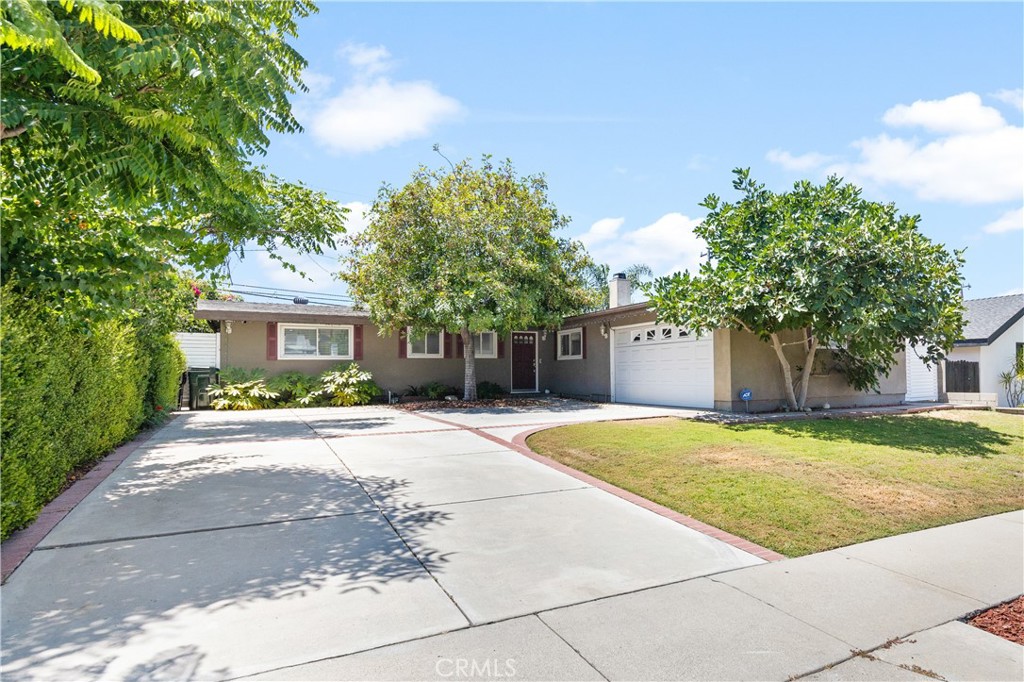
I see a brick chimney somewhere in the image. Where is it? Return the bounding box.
[609,272,631,308]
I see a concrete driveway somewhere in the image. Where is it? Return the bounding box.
[1,401,762,680]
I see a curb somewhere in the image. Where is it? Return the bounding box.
[1,415,178,584]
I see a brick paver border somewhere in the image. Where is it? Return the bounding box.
[1,416,177,583]
[411,412,787,562]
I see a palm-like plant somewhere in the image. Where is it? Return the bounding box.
[584,262,654,310]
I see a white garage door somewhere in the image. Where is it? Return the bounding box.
[905,341,938,402]
[613,324,714,408]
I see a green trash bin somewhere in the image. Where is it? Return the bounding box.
[187,367,220,410]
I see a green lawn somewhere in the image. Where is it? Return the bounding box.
[528,410,1024,557]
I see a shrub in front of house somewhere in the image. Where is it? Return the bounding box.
[421,381,459,400]
[301,363,381,407]
[476,381,507,400]
[208,364,382,409]
[208,379,280,410]
[265,371,322,407]
[0,290,185,539]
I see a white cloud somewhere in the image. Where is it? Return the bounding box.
[882,92,1006,134]
[991,88,1024,112]
[337,43,393,77]
[578,217,625,248]
[301,70,334,96]
[302,43,463,154]
[767,92,1023,205]
[841,124,1023,203]
[765,149,836,172]
[580,213,705,278]
[342,201,372,235]
[982,206,1024,234]
[309,80,463,153]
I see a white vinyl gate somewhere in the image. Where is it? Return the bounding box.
[905,341,938,402]
[612,323,714,408]
[175,332,221,369]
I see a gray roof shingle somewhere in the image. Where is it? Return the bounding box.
[195,299,370,323]
[956,294,1024,346]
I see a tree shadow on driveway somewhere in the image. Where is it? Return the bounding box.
[1,466,458,681]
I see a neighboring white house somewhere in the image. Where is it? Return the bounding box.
[946,294,1024,407]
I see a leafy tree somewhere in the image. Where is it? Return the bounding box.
[584,262,653,310]
[341,157,600,400]
[1,0,345,274]
[173,272,241,333]
[644,169,965,410]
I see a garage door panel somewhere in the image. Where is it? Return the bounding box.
[613,325,714,408]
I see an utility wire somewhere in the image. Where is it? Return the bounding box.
[229,283,353,301]
[224,289,349,306]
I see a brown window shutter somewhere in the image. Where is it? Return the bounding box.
[266,322,278,361]
[497,337,505,359]
[443,332,453,359]
[399,328,407,358]
[456,333,464,358]
[354,324,363,361]
[582,326,587,359]
[554,331,560,360]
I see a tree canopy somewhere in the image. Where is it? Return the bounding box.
[644,169,965,410]
[1,0,345,281]
[341,156,599,400]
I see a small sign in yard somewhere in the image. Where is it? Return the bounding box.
[739,388,752,413]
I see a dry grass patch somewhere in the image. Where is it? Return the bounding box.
[528,410,1023,556]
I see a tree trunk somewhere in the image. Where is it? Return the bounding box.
[797,333,819,410]
[770,332,799,410]
[461,327,477,401]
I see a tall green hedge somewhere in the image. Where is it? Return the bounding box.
[0,289,185,539]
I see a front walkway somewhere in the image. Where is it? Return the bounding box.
[2,402,1020,681]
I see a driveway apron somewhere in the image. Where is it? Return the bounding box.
[1,404,760,680]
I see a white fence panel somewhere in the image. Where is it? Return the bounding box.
[175,332,221,369]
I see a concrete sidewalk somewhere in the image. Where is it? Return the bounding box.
[2,404,1020,681]
[251,511,1023,681]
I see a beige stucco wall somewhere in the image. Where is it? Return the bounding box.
[214,313,909,411]
[551,309,660,400]
[218,321,541,397]
[719,329,908,411]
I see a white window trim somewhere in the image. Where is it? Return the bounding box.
[407,328,444,359]
[557,327,584,360]
[472,331,498,359]
[279,323,354,361]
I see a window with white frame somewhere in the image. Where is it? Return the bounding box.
[473,331,497,358]
[281,324,353,360]
[557,328,583,360]
[408,329,443,358]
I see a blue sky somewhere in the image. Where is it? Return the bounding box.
[228,2,1024,304]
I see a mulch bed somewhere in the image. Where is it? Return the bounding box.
[394,397,554,411]
[968,595,1024,645]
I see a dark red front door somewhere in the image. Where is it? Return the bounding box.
[511,332,537,392]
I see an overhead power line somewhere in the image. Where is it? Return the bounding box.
[229,283,353,301]
[224,289,350,306]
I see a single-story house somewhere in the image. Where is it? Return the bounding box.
[194,275,911,412]
[945,294,1024,407]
